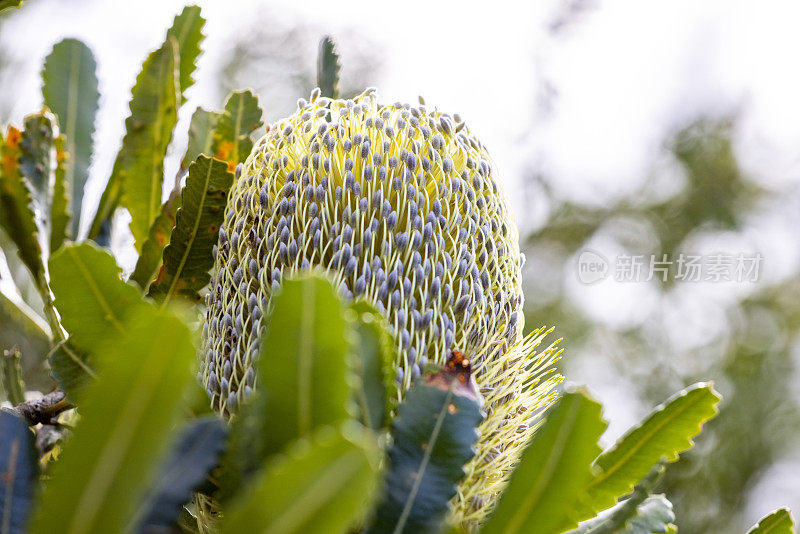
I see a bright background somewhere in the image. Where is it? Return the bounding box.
[2,1,799,530]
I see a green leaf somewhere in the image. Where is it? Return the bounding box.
[220,424,380,534]
[0,0,22,13]
[29,306,196,534]
[350,301,393,430]
[89,5,203,244]
[148,156,233,303]
[129,186,181,291]
[218,274,352,499]
[747,508,795,534]
[569,496,675,534]
[49,242,149,354]
[566,464,673,534]
[122,37,180,251]
[317,36,341,99]
[181,107,220,171]
[367,364,483,534]
[47,342,94,402]
[0,412,39,534]
[1,347,26,406]
[0,290,50,383]
[165,5,205,99]
[134,416,227,532]
[481,390,607,534]
[42,38,99,236]
[49,135,70,253]
[0,127,45,287]
[579,383,721,518]
[214,90,263,170]
[19,111,56,206]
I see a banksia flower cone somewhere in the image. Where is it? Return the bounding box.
[202,88,561,523]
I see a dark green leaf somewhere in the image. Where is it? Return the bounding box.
[214,90,262,169]
[350,301,393,429]
[220,424,380,534]
[1,348,26,406]
[29,307,196,534]
[47,342,94,403]
[129,186,181,291]
[49,242,149,354]
[49,135,70,253]
[747,508,795,534]
[0,127,45,287]
[165,5,205,99]
[578,383,721,519]
[0,412,38,534]
[481,390,607,534]
[18,111,56,206]
[367,365,482,534]
[134,416,227,532]
[218,274,352,499]
[181,107,219,171]
[148,156,233,303]
[42,38,99,236]
[317,36,341,99]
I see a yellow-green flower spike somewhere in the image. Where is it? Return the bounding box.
[201,88,562,524]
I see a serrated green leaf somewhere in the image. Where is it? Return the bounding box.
[181,107,220,171]
[134,416,227,532]
[0,127,45,288]
[569,495,675,534]
[50,135,70,253]
[19,111,56,206]
[317,36,341,99]
[29,307,196,534]
[0,411,39,534]
[48,243,148,399]
[566,464,672,534]
[42,38,99,236]
[122,37,180,251]
[148,156,233,303]
[220,424,380,534]
[578,383,721,519]
[218,274,352,499]
[481,390,607,534]
[129,186,181,291]
[214,90,262,170]
[88,6,203,243]
[747,508,795,534]
[350,301,393,430]
[367,366,483,534]
[49,242,149,354]
[165,5,205,99]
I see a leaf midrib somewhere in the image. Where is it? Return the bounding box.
[161,159,213,306]
[587,389,712,494]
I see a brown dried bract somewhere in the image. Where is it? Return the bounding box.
[425,349,483,405]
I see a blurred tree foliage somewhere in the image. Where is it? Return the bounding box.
[523,119,800,532]
[218,7,383,123]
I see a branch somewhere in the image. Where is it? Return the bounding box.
[2,390,73,425]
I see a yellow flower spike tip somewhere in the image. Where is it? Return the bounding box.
[201,88,562,524]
